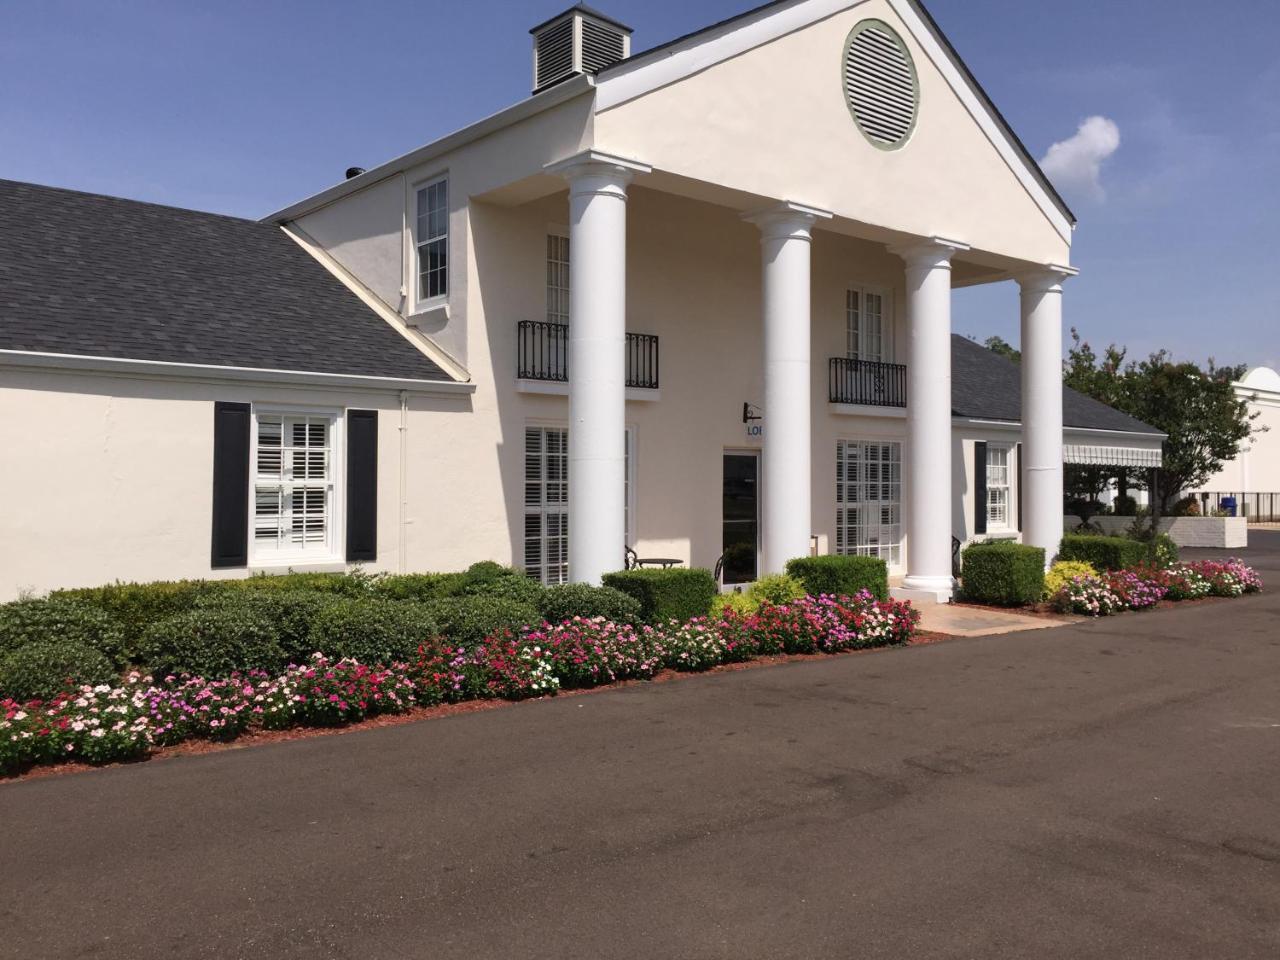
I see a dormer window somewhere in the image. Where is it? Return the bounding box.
[416,177,448,302]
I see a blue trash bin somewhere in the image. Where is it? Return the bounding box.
[1221,496,1237,517]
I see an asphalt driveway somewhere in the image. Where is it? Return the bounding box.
[3,534,1279,959]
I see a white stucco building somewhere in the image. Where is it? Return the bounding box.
[1193,366,1280,521]
[0,0,1164,602]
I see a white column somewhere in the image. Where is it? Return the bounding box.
[743,202,832,575]
[891,237,968,598]
[546,150,651,584]
[1019,265,1075,566]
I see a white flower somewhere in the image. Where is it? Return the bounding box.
[90,728,105,738]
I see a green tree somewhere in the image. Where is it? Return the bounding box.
[1062,329,1258,511]
[982,335,1021,364]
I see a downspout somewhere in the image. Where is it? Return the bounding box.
[399,389,409,574]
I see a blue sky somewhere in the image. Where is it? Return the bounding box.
[2,0,1276,370]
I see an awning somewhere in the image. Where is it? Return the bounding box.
[1063,444,1162,468]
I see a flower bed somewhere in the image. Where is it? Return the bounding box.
[1,592,917,775]
[1051,559,1261,617]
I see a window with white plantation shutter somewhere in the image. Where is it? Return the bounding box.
[986,444,1012,531]
[252,413,340,564]
[525,427,570,585]
[842,20,919,149]
[523,425,635,584]
[846,285,889,362]
[836,440,902,566]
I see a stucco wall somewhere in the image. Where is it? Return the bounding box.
[293,93,595,369]
[0,369,480,600]
[1194,395,1280,495]
[1064,516,1248,550]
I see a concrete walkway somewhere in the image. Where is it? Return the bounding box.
[915,600,1076,636]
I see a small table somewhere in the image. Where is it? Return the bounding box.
[634,557,682,569]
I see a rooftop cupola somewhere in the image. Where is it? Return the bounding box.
[530,5,632,93]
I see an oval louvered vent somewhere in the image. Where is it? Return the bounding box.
[843,20,918,149]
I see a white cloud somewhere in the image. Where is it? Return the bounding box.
[1040,116,1121,201]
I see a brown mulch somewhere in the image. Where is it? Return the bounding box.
[2,635,956,786]
[948,600,1072,620]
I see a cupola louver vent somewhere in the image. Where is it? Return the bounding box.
[531,5,632,94]
[842,20,918,149]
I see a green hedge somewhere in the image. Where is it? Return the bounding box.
[0,640,117,701]
[0,597,127,666]
[370,572,466,602]
[784,555,888,601]
[538,583,642,625]
[960,542,1045,606]
[421,596,539,647]
[140,607,286,679]
[601,568,717,624]
[307,598,440,665]
[1058,534,1148,571]
[193,590,342,664]
[51,581,215,653]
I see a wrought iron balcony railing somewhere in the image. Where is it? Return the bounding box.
[828,357,907,407]
[517,321,659,389]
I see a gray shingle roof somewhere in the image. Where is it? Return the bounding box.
[0,179,449,382]
[951,334,1161,435]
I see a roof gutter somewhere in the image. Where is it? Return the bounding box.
[0,350,476,396]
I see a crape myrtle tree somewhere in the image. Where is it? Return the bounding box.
[1061,330,1258,512]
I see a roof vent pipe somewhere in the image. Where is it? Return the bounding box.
[530,5,632,94]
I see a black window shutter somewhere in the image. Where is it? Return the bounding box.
[1015,442,1023,532]
[211,402,251,568]
[973,440,988,536]
[346,409,378,562]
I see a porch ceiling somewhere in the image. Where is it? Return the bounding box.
[475,164,1050,287]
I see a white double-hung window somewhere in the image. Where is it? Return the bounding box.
[252,411,341,564]
[836,439,902,566]
[986,443,1012,530]
[416,177,448,303]
[846,285,889,362]
[523,424,635,584]
[546,233,570,325]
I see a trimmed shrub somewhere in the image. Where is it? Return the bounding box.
[140,607,286,679]
[223,571,373,597]
[193,590,342,664]
[538,583,642,625]
[50,582,211,655]
[601,568,718,624]
[708,575,806,619]
[456,563,545,606]
[710,590,756,618]
[784,555,888,601]
[0,597,127,666]
[371,572,467,602]
[0,640,117,701]
[422,596,539,647]
[1043,560,1098,600]
[747,574,807,606]
[960,542,1045,606]
[306,599,440,666]
[1058,534,1148,572]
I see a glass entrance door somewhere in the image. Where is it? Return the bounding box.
[722,452,759,584]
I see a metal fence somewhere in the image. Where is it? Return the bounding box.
[828,357,907,407]
[1201,492,1280,523]
[517,321,659,389]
